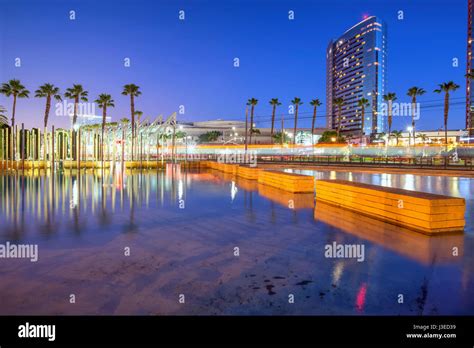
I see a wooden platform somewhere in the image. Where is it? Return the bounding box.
[258,170,314,193]
[315,179,466,234]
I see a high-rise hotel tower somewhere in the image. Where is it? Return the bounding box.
[326,16,387,137]
[467,0,474,136]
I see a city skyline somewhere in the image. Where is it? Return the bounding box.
[0,0,468,133]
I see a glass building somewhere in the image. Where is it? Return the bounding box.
[467,0,474,137]
[326,16,387,137]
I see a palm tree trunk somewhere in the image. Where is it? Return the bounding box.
[336,107,341,139]
[270,106,276,144]
[411,97,416,145]
[360,108,365,144]
[244,106,248,153]
[249,106,254,145]
[311,107,316,145]
[11,95,17,161]
[444,93,449,151]
[131,95,135,161]
[101,107,106,167]
[293,105,298,145]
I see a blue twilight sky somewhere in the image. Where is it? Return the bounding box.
[0,0,468,131]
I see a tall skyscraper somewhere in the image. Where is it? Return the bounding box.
[467,0,474,137]
[326,16,387,137]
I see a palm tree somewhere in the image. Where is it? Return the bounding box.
[269,98,281,142]
[383,92,397,141]
[35,84,62,129]
[122,84,141,160]
[407,87,425,144]
[434,82,460,150]
[417,133,429,144]
[35,84,62,162]
[64,85,88,160]
[357,97,370,143]
[310,99,322,145]
[291,97,303,145]
[333,98,344,139]
[0,79,30,160]
[64,84,88,127]
[95,94,115,164]
[246,98,258,145]
[391,130,403,146]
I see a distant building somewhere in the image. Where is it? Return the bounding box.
[326,16,387,137]
[176,119,327,145]
[379,129,468,146]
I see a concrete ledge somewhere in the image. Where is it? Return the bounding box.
[258,184,314,209]
[237,165,262,180]
[314,201,463,264]
[258,170,314,193]
[315,179,466,234]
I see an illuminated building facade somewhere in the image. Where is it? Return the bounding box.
[467,0,474,137]
[326,16,387,137]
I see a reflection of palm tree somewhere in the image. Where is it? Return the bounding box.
[434,81,460,150]
[291,97,303,145]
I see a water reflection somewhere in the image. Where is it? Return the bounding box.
[0,167,473,315]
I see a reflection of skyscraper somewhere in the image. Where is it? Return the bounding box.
[467,0,474,136]
[326,16,387,137]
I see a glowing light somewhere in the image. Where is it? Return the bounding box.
[355,282,368,312]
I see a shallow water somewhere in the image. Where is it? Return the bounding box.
[0,165,473,315]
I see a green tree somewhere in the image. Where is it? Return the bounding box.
[434,81,460,150]
[199,131,222,143]
[318,130,345,144]
[291,97,303,145]
[407,86,425,144]
[391,130,403,146]
[272,131,290,144]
